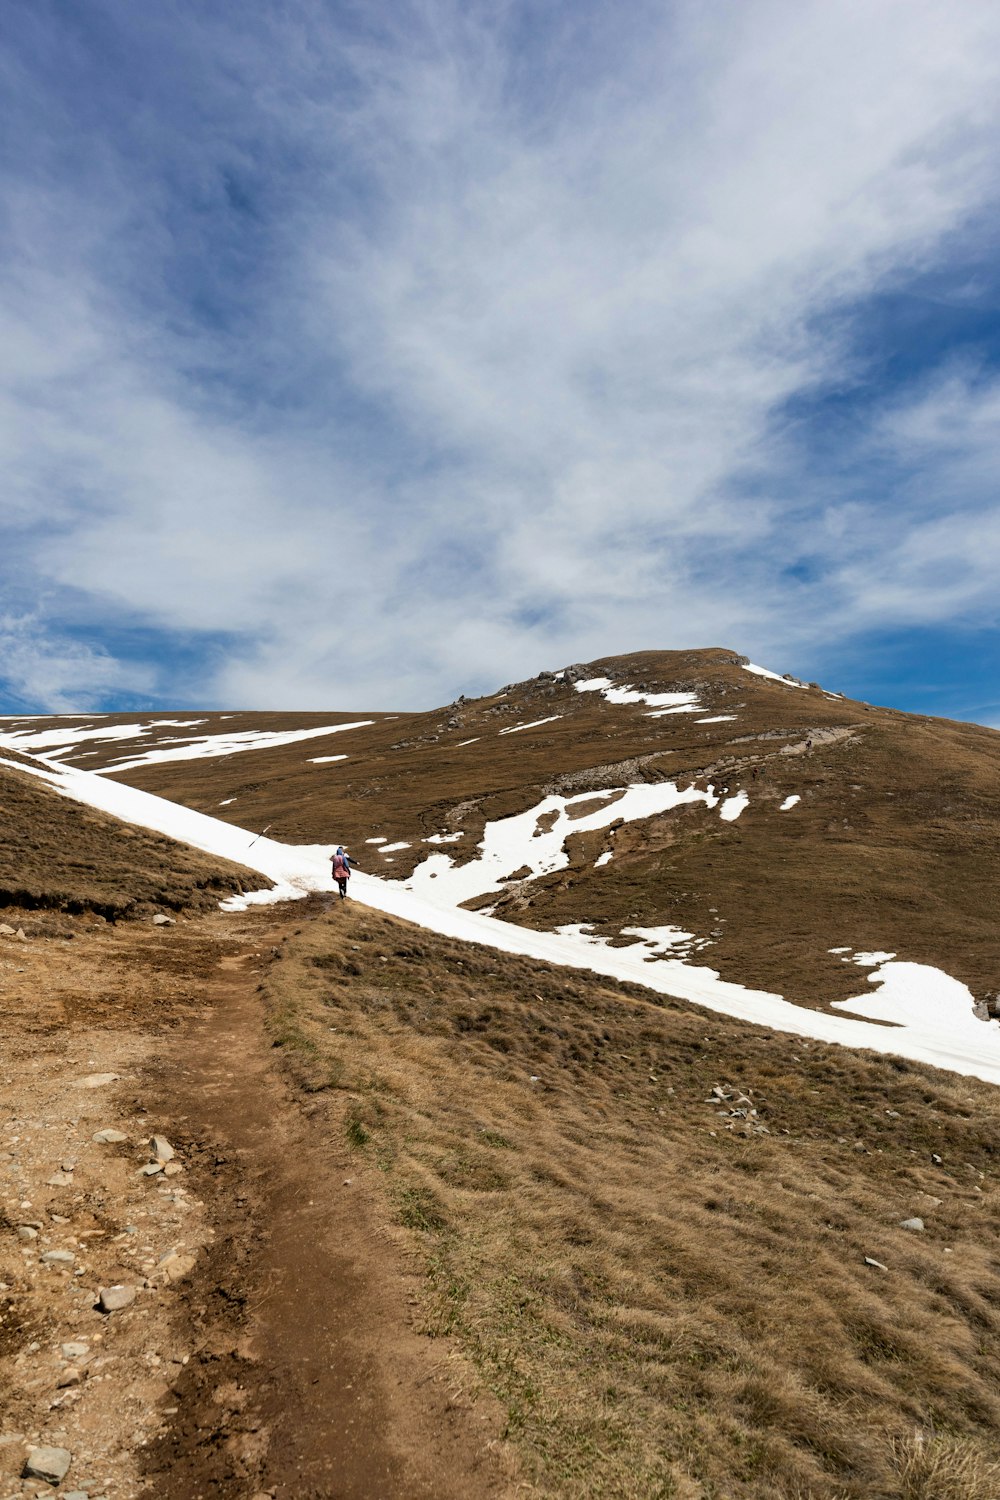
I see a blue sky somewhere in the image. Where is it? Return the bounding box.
[3,0,1000,721]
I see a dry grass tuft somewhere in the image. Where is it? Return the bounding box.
[892,1431,1000,1499]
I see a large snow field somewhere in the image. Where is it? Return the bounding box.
[0,718,374,773]
[2,751,999,1086]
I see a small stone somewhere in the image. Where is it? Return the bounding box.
[17,1226,38,1242]
[14,929,26,941]
[152,914,175,926]
[864,1256,888,1271]
[162,1162,183,1177]
[139,1162,163,1177]
[155,1251,196,1284]
[899,1217,925,1231]
[149,1136,174,1162]
[92,1130,127,1145]
[77,1074,119,1089]
[56,1368,83,1389]
[60,1343,89,1360]
[45,1173,73,1188]
[0,922,14,936]
[40,1249,75,1266]
[97,1285,136,1313]
[931,1153,943,1165]
[22,1447,71,1484]
[64,1491,91,1499]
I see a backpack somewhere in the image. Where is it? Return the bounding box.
[333,854,349,879]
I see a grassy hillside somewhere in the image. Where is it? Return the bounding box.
[0,759,266,918]
[30,646,999,1013]
[263,896,1000,1500]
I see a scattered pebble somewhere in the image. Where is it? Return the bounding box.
[899,1217,925,1232]
[149,1135,174,1162]
[864,1256,888,1271]
[92,1129,128,1145]
[77,1074,119,1090]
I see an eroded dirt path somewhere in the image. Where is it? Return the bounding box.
[1,910,504,1500]
[139,909,503,1499]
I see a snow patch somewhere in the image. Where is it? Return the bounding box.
[308,754,349,765]
[404,781,721,907]
[697,715,737,724]
[101,722,374,773]
[499,716,561,734]
[779,795,801,811]
[742,663,808,688]
[594,851,613,867]
[719,791,749,822]
[574,677,702,714]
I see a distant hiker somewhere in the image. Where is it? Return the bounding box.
[331,846,352,900]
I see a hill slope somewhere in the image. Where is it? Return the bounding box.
[5,647,998,1017]
[0,755,266,919]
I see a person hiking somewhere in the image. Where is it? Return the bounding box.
[331,846,352,900]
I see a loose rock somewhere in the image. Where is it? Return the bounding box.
[92,1129,128,1145]
[97,1284,136,1313]
[864,1256,888,1271]
[149,1135,175,1162]
[40,1250,75,1266]
[45,1172,73,1188]
[23,1446,72,1484]
[155,1250,196,1284]
[152,914,175,926]
[77,1073,119,1089]
[899,1217,925,1232]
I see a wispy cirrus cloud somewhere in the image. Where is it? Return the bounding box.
[3,0,1000,713]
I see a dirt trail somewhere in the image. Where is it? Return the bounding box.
[141,913,502,1499]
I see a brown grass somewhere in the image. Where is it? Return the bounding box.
[0,761,265,919]
[262,897,1000,1499]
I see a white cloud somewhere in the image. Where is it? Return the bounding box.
[0,613,153,713]
[3,1,1000,708]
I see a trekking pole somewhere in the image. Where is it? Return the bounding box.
[248,824,272,848]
